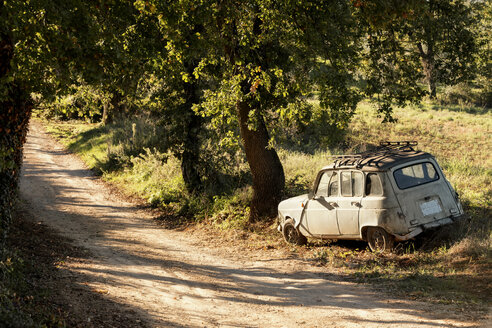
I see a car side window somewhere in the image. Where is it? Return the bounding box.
[328,172,338,197]
[353,172,363,197]
[341,171,363,197]
[316,171,330,197]
[341,171,352,196]
[365,173,383,196]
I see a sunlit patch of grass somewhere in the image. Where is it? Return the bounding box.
[44,121,114,173]
[279,149,332,197]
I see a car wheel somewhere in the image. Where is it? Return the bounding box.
[367,227,394,252]
[283,219,307,246]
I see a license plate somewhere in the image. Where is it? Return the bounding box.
[420,199,442,216]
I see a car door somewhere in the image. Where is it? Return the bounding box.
[336,170,363,236]
[304,170,340,236]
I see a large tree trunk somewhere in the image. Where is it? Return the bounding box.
[417,43,437,99]
[179,79,203,193]
[422,56,437,98]
[101,101,112,125]
[237,101,285,222]
[0,32,32,244]
[180,110,202,193]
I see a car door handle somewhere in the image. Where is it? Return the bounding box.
[351,202,361,207]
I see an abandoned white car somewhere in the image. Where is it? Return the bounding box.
[277,141,464,252]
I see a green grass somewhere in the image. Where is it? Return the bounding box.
[38,101,491,313]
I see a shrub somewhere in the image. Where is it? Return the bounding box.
[439,83,490,109]
[38,85,108,122]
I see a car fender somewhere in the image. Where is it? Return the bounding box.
[359,208,408,239]
[281,207,306,229]
[294,206,307,229]
[278,194,309,229]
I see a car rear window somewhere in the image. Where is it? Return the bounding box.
[393,162,439,189]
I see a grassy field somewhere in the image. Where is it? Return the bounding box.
[38,101,491,314]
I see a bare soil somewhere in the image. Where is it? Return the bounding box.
[18,121,490,327]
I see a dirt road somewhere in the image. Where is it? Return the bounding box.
[18,121,483,327]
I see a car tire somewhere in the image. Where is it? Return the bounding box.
[367,227,394,252]
[283,219,307,246]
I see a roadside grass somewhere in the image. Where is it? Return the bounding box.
[0,249,42,327]
[38,101,491,313]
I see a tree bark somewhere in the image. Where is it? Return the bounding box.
[417,43,437,98]
[101,101,112,125]
[179,78,203,193]
[1,32,32,243]
[102,91,123,125]
[237,101,285,222]
[180,111,202,193]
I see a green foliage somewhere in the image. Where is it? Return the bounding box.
[128,149,186,206]
[37,84,110,122]
[473,0,492,108]
[439,83,491,109]
[0,86,32,245]
[269,102,349,152]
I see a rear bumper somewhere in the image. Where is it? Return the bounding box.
[394,215,464,241]
[394,227,423,241]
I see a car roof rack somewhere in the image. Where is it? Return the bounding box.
[330,141,419,169]
[330,154,363,168]
[378,141,418,151]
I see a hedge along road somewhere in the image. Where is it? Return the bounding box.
[18,120,480,328]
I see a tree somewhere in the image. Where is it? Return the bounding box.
[473,0,492,107]
[184,0,363,221]
[134,1,211,193]
[0,0,98,243]
[406,0,478,98]
[141,0,443,222]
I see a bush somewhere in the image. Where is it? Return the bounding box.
[440,83,491,109]
[37,85,108,122]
